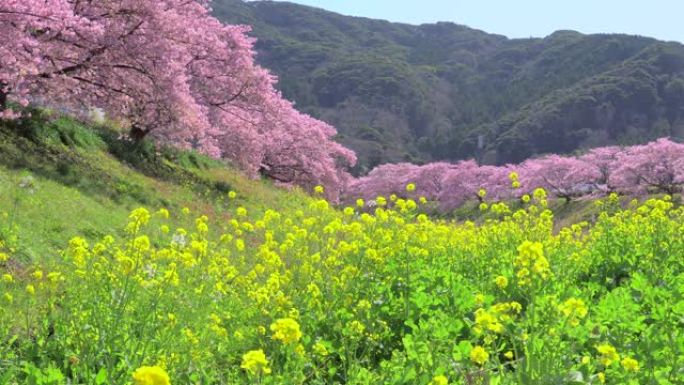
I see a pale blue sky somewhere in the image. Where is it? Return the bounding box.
[271,0,683,43]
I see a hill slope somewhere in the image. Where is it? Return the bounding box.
[0,111,313,260]
[213,0,684,172]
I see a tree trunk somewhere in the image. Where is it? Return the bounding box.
[129,125,150,141]
[0,83,7,112]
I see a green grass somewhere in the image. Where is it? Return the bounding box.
[0,110,313,261]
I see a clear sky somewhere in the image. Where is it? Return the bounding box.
[270,0,684,43]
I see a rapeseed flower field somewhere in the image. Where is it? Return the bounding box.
[1,188,683,384]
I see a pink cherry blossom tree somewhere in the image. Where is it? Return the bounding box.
[437,161,515,209]
[409,162,457,201]
[479,165,518,201]
[345,163,417,202]
[438,160,483,210]
[0,0,89,118]
[519,155,600,201]
[610,138,684,195]
[579,146,623,194]
[0,0,356,196]
[345,138,683,211]
[257,100,356,200]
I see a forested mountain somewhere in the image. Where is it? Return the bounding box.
[214,0,684,173]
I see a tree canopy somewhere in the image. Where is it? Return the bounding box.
[0,0,356,199]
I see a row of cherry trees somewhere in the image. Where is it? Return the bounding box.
[4,1,682,206]
[345,138,684,210]
[0,0,355,199]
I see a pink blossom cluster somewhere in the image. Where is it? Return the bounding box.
[0,0,355,199]
[346,138,684,210]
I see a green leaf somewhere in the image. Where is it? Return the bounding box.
[95,368,107,385]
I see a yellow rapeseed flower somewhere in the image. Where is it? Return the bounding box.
[182,328,199,345]
[313,341,329,356]
[235,239,245,252]
[127,208,151,233]
[132,365,171,385]
[515,241,550,285]
[47,272,63,283]
[533,188,547,200]
[133,235,151,252]
[26,284,35,295]
[129,208,151,223]
[228,190,237,199]
[470,346,489,366]
[236,207,248,217]
[270,318,302,344]
[241,349,271,376]
[596,344,619,366]
[597,372,606,383]
[494,275,508,289]
[559,298,588,327]
[347,320,365,336]
[621,357,639,372]
[157,208,170,219]
[2,273,13,283]
[429,375,448,385]
[118,256,135,274]
[406,183,416,192]
[474,308,503,334]
[314,185,324,194]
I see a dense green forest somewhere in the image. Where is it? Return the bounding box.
[214,0,684,173]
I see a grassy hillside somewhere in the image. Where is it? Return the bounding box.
[214,0,684,172]
[0,110,313,261]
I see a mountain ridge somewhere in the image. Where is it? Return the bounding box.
[214,0,684,173]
